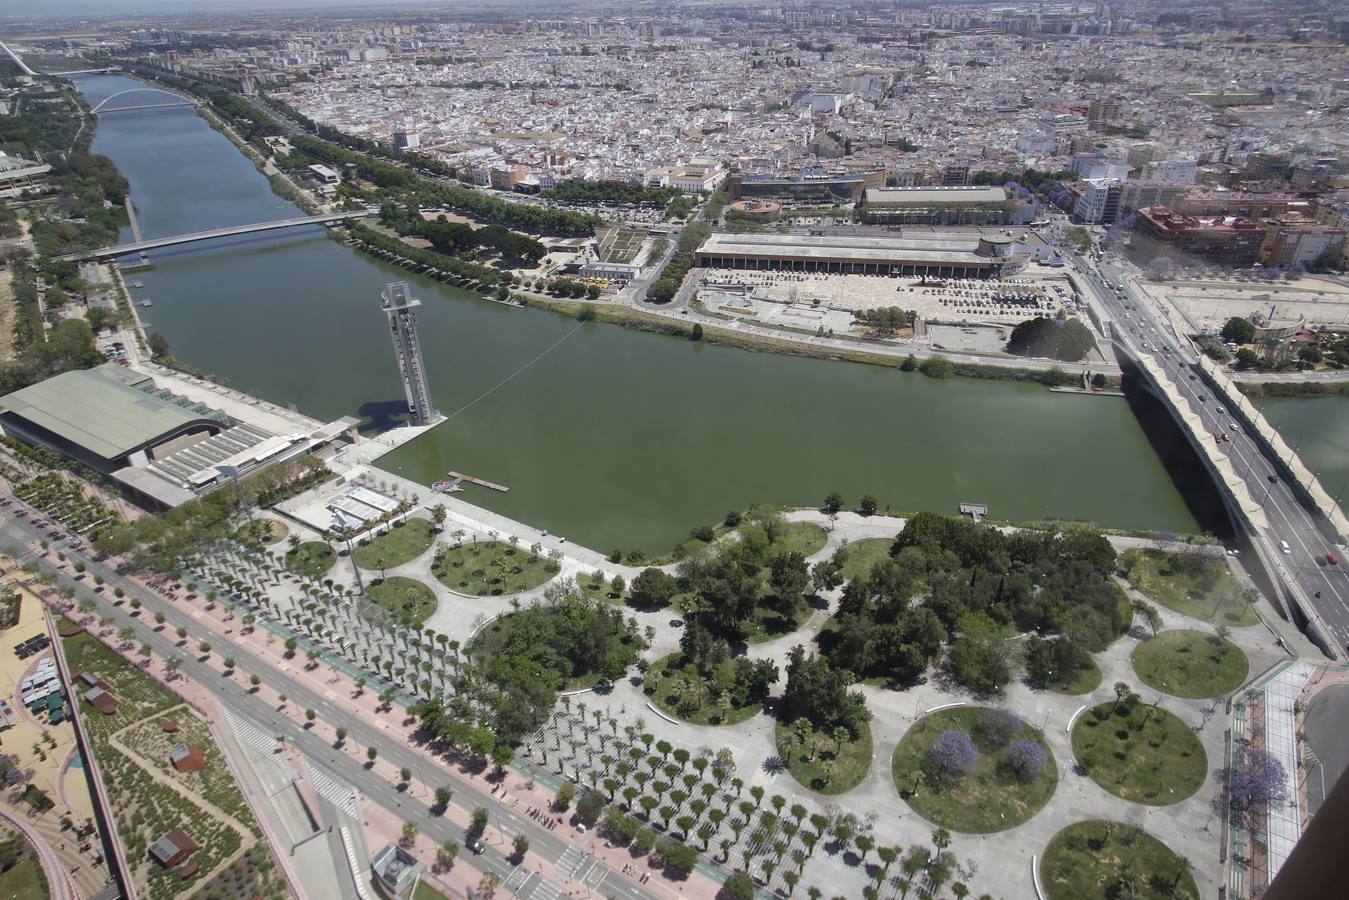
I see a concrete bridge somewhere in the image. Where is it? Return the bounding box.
[55,210,374,262]
[1071,254,1349,658]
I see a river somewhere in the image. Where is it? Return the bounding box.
[77,73,1221,554]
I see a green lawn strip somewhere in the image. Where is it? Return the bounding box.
[59,622,287,900]
[836,538,892,583]
[1071,701,1207,805]
[774,718,872,795]
[363,576,439,626]
[1131,630,1248,699]
[890,707,1058,833]
[643,652,762,726]
[353,517,436,571]
[1120,548,1258,627]
[432,540,559,596]
[284,541,336,580]
[1046,656,1104,695]
[1041,820,1199,900]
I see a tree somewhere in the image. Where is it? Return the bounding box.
[401,821,418,845]
[1006,739,1048,780]
[630,568,677,608]
[1221,316,1255,344]
[305,708,317,726]
[470,807,489,835]
[689,323,704,341]
[722,871,755,900]
[148,332,171,359]
[367,746,378,764]
[512,833,529,860]
[929,730,978,776]
[979,709,1021,748]
[609,574,626,597]
[335,725,347,744]
[945,633,1010,694]
[555,781,576,811]
[1235,347,1261,370]
[858,494,879,516]
[823,492,843,515]
[576,790,606,825]
[919,355,955,378]
[437,840,459,869]
[1221,746,1287,829]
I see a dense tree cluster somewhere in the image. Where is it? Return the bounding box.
[822,513,1126,695]
[853,306,915,334]
[1221,316,1256,344]
[348,224,505,290]
[415,216,546,263]
[1007,317,1097,362]
[781,645,870,739]
[656,619,780,718]
[646,223,710,303]
[464,583,646,743]
[543,180,681,206]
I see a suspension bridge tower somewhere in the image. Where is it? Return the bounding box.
[380,281,437,426]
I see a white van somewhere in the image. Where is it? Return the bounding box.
[1280,540,1291,554]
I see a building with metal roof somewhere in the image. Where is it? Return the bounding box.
[694,231,1025,279]
[0,364,358,509]
[862,186,1030,225]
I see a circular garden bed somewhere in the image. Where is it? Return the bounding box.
[891,706,1058,833]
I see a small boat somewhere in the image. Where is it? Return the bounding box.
[129,281,144,288]
[140,299,153,307]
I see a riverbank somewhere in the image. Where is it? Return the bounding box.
[1235,379,1349,398]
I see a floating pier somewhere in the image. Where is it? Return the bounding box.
[445,470,510,493]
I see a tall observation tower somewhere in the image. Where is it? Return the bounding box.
[380,281,437,426]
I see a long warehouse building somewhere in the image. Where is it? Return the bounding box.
[693,232,1025,279]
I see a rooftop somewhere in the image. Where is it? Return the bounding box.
[696,231,1003,264]
[0,366,223,462]
[864,186,1009,205]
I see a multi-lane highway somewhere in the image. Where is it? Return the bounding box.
[0,511,664,900]
[1054,235,1349,651]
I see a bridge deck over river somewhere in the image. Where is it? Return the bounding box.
[1070,251,1349,658]
[56,210,374,262]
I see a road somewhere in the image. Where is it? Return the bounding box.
[1053,236,1349,650]
[0,807,72,900]
[0,515,664,900]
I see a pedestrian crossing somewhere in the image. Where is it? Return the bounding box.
[221,706,289,775]
[302,754,361,820]
[525,874,566,900]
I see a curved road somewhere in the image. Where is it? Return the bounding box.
[0,807,73,900]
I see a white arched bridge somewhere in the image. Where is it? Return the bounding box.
[89,86,199,114]
[54,210,374,262]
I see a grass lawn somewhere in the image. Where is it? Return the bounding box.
[0,830,49,900]
[774,718,872,795]
[891,707,1058,833]
[772,521,828,559]
[284,541,336,580]
[238,518,287,548]
[1131,630,1248,698]
[643,652,762,726]
[1041,820,1199,900]
[412,882,452,900]
[363,576,439,626]
[354,517,436,571]
[574,570,630,605]
[1045,656,1104,695]
[1120,548,1258,627]
[835,538,892,584]
[433,540,559,596]
[1072,701,1207,805]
